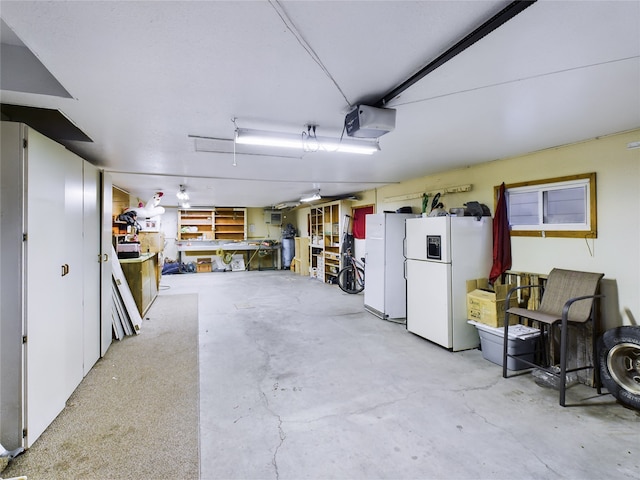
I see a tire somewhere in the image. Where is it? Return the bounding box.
[337,266,365,294]
[598,326,640,410]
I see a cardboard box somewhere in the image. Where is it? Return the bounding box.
[466,278,518,327]
[138,232,165,253]
[196,257,212,273]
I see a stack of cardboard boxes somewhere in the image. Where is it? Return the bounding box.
[466,278,540,370]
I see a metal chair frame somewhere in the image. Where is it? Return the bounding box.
[502,269,604,406]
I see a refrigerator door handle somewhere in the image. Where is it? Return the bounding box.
[403,259,407,280]
[403,236,406,258]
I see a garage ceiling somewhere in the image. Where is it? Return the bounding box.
[1,1,638,209]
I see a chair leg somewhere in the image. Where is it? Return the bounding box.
[592,309,602,394]
[559,319,569,406]
[502,316,510,378]
[541,324,549,367]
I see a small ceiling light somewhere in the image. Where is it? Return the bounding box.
[176,185,189,201]
[300,190,321,203]
[627,141,640,150]
[235,128,379,155]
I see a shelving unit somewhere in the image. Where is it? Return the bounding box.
[309,200,351,283]
[178,209,214,241]
[213,207,247,241]
[178,208,247,242]
[309,207,324,279]
[112,219,128,247]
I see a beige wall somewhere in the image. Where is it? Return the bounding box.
[294,129,640,329]
[246,207,298,239]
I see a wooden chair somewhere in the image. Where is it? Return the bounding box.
[502,268,604,406]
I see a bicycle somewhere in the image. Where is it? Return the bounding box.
[337,249,365,294]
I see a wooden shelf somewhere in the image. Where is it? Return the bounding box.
[178,207,247,241]
[308,200,351,284]
[213,207,246,241]
[178,209,214,241]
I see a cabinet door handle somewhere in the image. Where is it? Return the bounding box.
[62,265,66,276]
[61,264,69,276]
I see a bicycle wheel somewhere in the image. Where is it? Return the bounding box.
[337,265,365,294]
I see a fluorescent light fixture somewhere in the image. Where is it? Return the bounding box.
[235,128,379,155]
[274,201,301,209]
[300,191,321,203]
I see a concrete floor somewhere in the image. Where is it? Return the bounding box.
[161,270,639,480]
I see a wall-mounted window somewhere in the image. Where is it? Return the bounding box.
[496,172,597,238]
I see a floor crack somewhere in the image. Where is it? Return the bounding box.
[260,390,286,480]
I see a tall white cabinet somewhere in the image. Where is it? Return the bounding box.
[0,122,106,449]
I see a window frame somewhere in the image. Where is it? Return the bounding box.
[495,172,597,238]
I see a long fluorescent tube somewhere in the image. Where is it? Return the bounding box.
[300,192,321,202]
[235,128,379,155]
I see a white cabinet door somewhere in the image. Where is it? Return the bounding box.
[25,128,70,447]
[62,148,85,399]
[100,172,113,356]
[82,161,101,374]
[1,123,27,449]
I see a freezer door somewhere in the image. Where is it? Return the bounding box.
[406,259,452,348]
[364,215,384,313]
[405,216,451,262]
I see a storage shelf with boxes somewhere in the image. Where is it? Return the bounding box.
[466,277,541,371]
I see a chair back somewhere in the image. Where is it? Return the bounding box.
[538,268,604,322]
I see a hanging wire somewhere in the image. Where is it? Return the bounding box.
[231,117,238,167]
[269,0,351,107]
[584,233,595,257]
[302,125,319,152]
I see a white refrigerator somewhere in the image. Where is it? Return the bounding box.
[364,213,416,322]
[404,216,492,351]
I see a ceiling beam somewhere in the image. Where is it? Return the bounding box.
[373,0,537,107]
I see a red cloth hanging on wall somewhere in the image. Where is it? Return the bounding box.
[489,183,512,284]
[352,206,374,239]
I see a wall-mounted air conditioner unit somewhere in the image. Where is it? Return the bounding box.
[264,210,282,225]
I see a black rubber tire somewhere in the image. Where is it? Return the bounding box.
[598,326,640,411]
[337,266,364,294]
